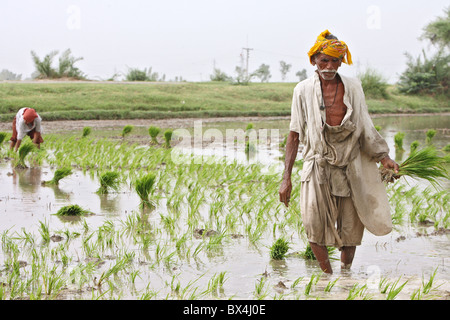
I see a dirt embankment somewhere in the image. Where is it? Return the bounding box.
[0,116,291,134]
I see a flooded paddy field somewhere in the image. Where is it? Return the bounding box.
[0,114,449,300]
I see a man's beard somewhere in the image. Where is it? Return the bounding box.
[318,69,337,80]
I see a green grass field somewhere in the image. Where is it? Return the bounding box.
[0,81,448,122]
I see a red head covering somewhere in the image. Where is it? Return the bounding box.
[23,108,38,123]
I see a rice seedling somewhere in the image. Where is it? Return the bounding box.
[380,146,449,189]
[134,172,157,208]
[97,171,121,194]
[426,129,436,145]
[421,267,441,295]
[15,141,35,169]
[121,125,134,138]
[304,273,320,296]
[290,276,304,289]
[254,276,269,299]
[394,132,405,151]
[96,256,130,288]
[42,167,73,185]
[164,129,173,148]
[41,265,65,298]
[55,204,92,216]
[206,271,228,296]
[38,220,51,243]
[346,283,370,300]
[324,277,340,292]
[386,277,408,300]
[82,126,92,138]
[148,126,161,144]
[269,237,290,260]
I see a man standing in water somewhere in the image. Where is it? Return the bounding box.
[9,107,44,151]
[279,30,398,274]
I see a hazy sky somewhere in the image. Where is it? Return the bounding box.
[1,0,448,82]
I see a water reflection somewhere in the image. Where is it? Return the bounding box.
[13,166,42,193]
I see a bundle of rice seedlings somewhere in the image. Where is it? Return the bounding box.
[426,129,436,145]
[148,126,160,144]
[394,132,405,151]
[164,129,173,148]
[380,146,449,188]
[135,172,156,208]
[410,140,420,154]
[15,142,35,169]
[443,144,450,153]
[121,125,134,138]
[270,238,290,260]
[42,167,73,186]
[82,127,92,138]
[297,243,336,260]
[97,171,121,194]
[0,132,8,147]
[56,204,92,216]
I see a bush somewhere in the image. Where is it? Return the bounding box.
[125,67,163,81]
[358,68,389,99]
[397,50,449,95]
[31,49,85,80]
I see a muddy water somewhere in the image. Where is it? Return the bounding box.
[0,114,449,300]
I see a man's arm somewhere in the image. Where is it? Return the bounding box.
[14,139,22,152]
[279,131,300,207]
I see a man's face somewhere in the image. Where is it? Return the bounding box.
[313,53,342,81]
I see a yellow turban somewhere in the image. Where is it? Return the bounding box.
[307,29,353,65]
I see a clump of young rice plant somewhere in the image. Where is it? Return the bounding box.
[426,129,436,145]
[42,167,73,185]
[394,132,405,151]
[97,171,121,194]
[443,144,450,153]
[82,127,92,138]
[15,141,35,169]
[245,141,257,154]
[121,125,134,138]
[56,204,92,216]
[134,172,156,208]
[148,126,160,144]
[269,237,290,260]
[380,146,449,189]
[164,129,173,148]
[0,132,8,147]
[410,140,420,154]
[297,243,336,260]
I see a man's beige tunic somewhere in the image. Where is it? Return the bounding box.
[290,72,392,248]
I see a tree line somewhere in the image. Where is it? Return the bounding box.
[1,7,448,97]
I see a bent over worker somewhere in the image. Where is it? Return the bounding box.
[279,30,399,274]
[9,107,44,151]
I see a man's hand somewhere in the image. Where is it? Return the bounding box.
[279,178,292,207]
[380,156,399,174]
